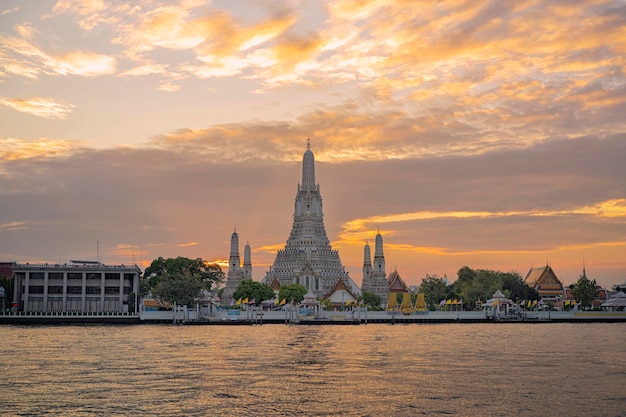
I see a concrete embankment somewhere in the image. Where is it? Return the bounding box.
[2,310,625,325]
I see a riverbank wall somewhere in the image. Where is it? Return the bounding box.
[2,310,625,325]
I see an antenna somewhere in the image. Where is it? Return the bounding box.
[97,241,100,263]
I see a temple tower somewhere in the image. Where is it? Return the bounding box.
[368,229,390,305]
[262,140,360,298]
[361,241,372,292]
[222,228,246,302]
[243,241,252,279]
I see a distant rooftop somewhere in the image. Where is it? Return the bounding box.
[70,260,102,265]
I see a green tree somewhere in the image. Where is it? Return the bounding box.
[278,284,307,304]
[233,279,275,306]
[419,274,449,310]
[152,268,204,307]
[144,257,224,291]
[500,272,537,301]
[571,274,599,309]
[359,291,383,310]
[455,269,497,308]
[456,266,476,287]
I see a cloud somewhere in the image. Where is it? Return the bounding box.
[1,6,19,16]
[1,23,117,79]
[0,138,82,162]
[178,242,199,247]
[0,221,29,231]
[47,51,116,77]
[0,97,74,119]
[157,81,181,92]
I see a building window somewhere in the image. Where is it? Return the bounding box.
[86,286,101,294]
[48,286,64,294]
[29,286,44,294]
[67,286,82,294]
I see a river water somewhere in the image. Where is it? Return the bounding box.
[1,323,624,416]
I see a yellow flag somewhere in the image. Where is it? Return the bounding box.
[532,300,537,306]
[446,299,451,305]
[242,297,249,304]
[452,299,458,305]
[274,298,279,305]
[280,298,286,305]
[235,298,242,305]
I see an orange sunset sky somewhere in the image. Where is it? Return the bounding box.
[1,0,625,288]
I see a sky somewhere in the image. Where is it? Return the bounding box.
[1,0,625,289]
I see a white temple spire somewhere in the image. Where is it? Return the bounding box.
[262,141,359,298]
[301,139,316,189]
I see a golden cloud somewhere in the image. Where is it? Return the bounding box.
[338,199,626,242]
[2,23,116,79]
[178,241,199,247]
[0,97,74,119]
[48,51,116,77]
[255,243,286,254]
[0,138,82,161]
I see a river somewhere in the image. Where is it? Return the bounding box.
[1,323,624,416]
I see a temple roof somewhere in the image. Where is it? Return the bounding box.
[324,277,358,300]
[270,277,281,290]
[524,265,563,288]
[387,268,408,292]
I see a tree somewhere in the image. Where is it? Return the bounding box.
[419,274,449,310]
[233,279,275,306]
[500,272,538,301]
[278,284,307,304]
[144,257,224,291]
[571,274,599,309]
[452,267,536,309]
[359,291,383,310]
[152,268,204,307]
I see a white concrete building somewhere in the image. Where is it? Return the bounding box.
[12,260,140,313]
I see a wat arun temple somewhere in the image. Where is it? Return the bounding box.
[222,141,391,305]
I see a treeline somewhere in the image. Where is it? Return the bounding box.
[419,266,539,310]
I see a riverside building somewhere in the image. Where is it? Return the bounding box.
[11,260,140,313]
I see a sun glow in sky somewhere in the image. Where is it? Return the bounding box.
[1,0,625,287]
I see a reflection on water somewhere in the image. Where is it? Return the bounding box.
[1,323,625,416]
